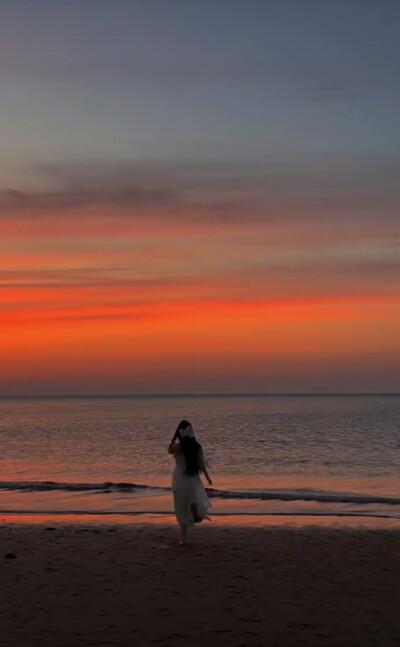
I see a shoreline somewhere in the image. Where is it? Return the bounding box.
[1,511,400,530]
[1,523,399,646]
[1,481,399,530]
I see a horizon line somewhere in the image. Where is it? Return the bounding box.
[0,392,399,399]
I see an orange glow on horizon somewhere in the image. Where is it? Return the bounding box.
[2,201,400,393]
[1,288,399,389]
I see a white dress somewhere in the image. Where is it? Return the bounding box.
[172,452,211,526]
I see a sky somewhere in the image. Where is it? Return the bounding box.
[1,0,399,395]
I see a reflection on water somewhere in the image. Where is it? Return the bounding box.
[1,488,399,529]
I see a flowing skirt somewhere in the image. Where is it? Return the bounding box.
[172,468,211,526]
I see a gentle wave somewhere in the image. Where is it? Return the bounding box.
[0,481,399,506]
[0,480,164,493]
[0,509,397,520]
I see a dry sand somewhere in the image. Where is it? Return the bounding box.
[1,523,399,647]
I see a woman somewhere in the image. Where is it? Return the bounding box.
[168,420,212,545]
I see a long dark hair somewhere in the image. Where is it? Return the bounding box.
[175,420,202,476]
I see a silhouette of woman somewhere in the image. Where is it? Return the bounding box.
[168,420,212,544]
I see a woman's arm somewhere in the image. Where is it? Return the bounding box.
[168,440,177,454]
[168,429,179,454]
[200,450,212,485]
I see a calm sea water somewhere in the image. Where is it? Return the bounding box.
[0,395,399,526]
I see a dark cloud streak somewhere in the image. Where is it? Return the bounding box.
[1,158,399,229]
[0,187,176,212]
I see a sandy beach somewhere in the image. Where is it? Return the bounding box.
[1,523,399,647]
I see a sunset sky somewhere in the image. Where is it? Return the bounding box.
[1,0,399,395]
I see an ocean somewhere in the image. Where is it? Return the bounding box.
[0,394,399,527]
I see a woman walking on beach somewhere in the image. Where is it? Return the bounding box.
[168,420,212,545]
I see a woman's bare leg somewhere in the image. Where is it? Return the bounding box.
[179,523,187,545]
[191,502,201,522]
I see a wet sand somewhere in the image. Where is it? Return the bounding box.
[1,523,399,646]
